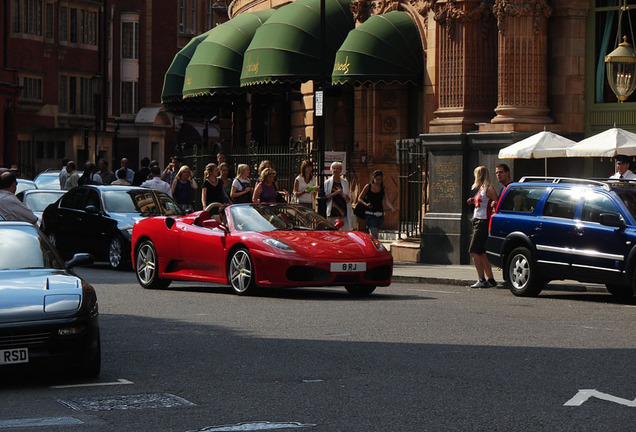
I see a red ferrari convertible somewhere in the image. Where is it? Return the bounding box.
[131,203,393,296]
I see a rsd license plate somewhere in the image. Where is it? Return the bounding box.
[0,348,29,365]
[331,262,366,272]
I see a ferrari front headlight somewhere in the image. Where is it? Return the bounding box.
[263,238,296,253]
[371,237,386,251]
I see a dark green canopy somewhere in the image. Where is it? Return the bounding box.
[332,11,423,85]
[240,0,354,86]
[161,30,211,104]
[183,10,275,98]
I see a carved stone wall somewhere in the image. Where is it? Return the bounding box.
[489,0,553,127]
[429,0,498,133]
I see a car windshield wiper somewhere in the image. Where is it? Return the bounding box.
[291,226,312,230]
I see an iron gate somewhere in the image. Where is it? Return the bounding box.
[181,137,316,210]
[396,138,427,239]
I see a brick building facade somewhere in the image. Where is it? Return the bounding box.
[1,0,227,177]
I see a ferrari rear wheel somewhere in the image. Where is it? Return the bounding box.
[135,240,171,289]
[229,248,255,295]
[345,284,376,297]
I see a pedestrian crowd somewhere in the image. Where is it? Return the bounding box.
[0,154,402,237]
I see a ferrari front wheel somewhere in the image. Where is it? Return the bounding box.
[135,240,171,289]
[229,248,255,295]
[345,284,376,297]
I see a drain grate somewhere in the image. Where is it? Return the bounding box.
[57,393,196,411]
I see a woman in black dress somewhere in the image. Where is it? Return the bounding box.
[201,163,229,208]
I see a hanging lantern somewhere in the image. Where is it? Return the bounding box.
[605,1,636,102]
[606,36,636,102]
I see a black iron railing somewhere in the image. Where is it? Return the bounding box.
[396,138,427,239]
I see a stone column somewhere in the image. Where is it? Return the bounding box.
[490,0,553,126]
[429,0,498,133]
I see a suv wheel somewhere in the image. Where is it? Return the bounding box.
[505,247,544,297]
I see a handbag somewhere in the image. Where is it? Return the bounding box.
[354,203,367,218]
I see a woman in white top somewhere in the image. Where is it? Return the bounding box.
[466,166,498,289]
[230,164,253,204]
[324,161,353,230]
[293,160,316,209]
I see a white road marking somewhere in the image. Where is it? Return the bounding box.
[188,421,317,431]
[302,379,323,383]
[564,389,636,407]
[407,288,459,294]
[50,378,133,389]
[0,417,83,428]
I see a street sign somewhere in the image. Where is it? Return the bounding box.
[315,90,323,117]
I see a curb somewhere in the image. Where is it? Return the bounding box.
[392,275,608,293]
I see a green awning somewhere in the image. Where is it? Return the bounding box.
[183,10,275,98]
[332,11,423,85]
[161,30,211,104]
[240,0,354,86]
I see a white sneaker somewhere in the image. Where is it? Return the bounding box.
[470,279,489,289]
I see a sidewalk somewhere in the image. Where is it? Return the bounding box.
[391,262,607,293]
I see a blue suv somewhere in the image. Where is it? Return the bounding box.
[487,177,636,298]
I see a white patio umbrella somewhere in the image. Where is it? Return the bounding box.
[566,127,636,157]
[498,130,577,175]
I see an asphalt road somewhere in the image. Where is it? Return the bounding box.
[1,264,635,431]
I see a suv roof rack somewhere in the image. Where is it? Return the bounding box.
[518,176,611,190]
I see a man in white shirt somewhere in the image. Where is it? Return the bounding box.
[0,171,38,224]
[610,154,636,180]
[141,166,172,196]
[115,158,135,184]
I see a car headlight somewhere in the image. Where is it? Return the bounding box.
[263,238,296,253]
[371,237,386,252]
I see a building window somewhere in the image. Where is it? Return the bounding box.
[59,75,68,113]
[593,3,636,103]
[45,2,53,39]
[20,76,43,101]
[179,0,186,33]
[36,141,44,159]
[60,75,95,115]
[12,0,43,35]
[59,5,68,42]
[25,0,43,35]
[69,76,76,114]
[70,8,77,42]
[191,0,197,33]
[122,21,139,59]
[45,141,55,159]
[121,81,138,115]
[56,141,66,158]
[12,0,20,33]
[80,10,97,45]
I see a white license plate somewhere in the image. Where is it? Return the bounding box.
[330,262,366,272]
[0,348,29,365]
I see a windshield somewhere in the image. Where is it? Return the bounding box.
[24,191,65,212]
[0,225,63,270]
[230,204,336,232]
[102,190,184,216]
[34,172,62,189]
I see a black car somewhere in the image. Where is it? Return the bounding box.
[488,177,636,298]
[0,222,99,378]
[41,185,183,269]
